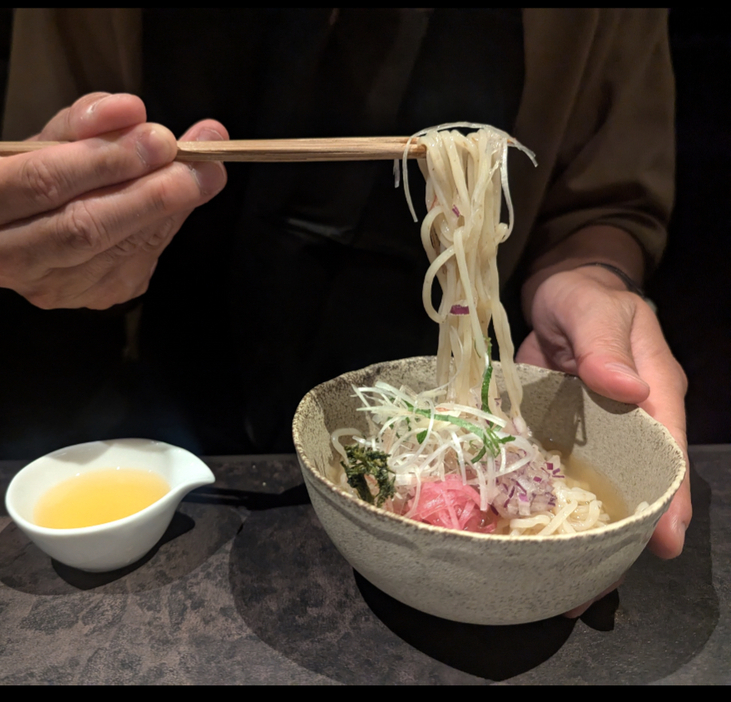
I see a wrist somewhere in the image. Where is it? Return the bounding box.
[521,225,646,324]
[576,262,646,298]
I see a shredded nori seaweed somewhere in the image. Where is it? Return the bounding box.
[342,445,395,507]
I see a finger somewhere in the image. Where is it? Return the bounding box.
[631,315,691,559]
[178,119,229,199]
[0,122,178,225]
[34,93,147,142]
[69,124,230,309]
[178,118,229,142]
[74,122,229,309]
[579,301,691,558]
[528,272,651,403]
[69,252,158,310]
[573,311,651,404]
[6,122,228,309]
[564,291,651,405]
[77,216,186,309]
[648,469,691,559]
[2,156,226,282]
[23,209,189,309]
[631,307,689,443]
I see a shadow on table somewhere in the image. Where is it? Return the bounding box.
[229,464,718,683]
[353,571,625,679]
[0,499,242,595]
[0,475,310,595]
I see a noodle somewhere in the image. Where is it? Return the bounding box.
[409,124,535,415]
[334,124,613,536]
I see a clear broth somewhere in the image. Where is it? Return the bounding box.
[552,451,628,524]
[34,468,170,529]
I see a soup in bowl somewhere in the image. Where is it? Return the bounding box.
[292,356,686,625]
[5,438,215,572]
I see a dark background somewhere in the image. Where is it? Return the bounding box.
[648,9,731,444]
[0,9,728,446]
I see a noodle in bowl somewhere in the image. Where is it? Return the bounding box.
[294,123,684,623]
[293,356,686,625]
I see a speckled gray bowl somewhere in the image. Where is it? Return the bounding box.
[293,357,686,625]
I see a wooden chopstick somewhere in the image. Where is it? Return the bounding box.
[0,137,427,162]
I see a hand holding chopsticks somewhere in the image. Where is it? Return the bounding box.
[0,88,425,312]
[0,94,228,310]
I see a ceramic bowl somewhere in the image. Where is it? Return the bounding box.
[293,357,686,625]
[5,438,215,572]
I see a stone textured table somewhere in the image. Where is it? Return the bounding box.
[0,446,728,684]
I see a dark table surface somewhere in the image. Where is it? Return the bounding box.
[0,445,728,685]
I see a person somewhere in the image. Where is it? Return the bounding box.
[0,9,691,610]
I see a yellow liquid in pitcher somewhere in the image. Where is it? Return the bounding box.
[34,468,170,529]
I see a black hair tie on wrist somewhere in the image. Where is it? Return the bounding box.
[578,262,646,299]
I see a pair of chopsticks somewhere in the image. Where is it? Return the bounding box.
[0,137,426,162]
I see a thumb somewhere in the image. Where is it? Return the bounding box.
[570,301,651,405]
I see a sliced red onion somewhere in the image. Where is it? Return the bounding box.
[450,304,469,315]
[489,454,560,520]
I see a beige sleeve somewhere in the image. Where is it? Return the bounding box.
[507,9,674,277]
[2,8,142,139]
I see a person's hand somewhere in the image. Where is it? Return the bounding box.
[0,92,228,309]
[517,264,692,615]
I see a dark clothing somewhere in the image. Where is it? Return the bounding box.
[137,8,525,453]
[0,9,674,458]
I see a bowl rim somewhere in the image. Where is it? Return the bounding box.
[5,437,214,537]
[293,356,687,544]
